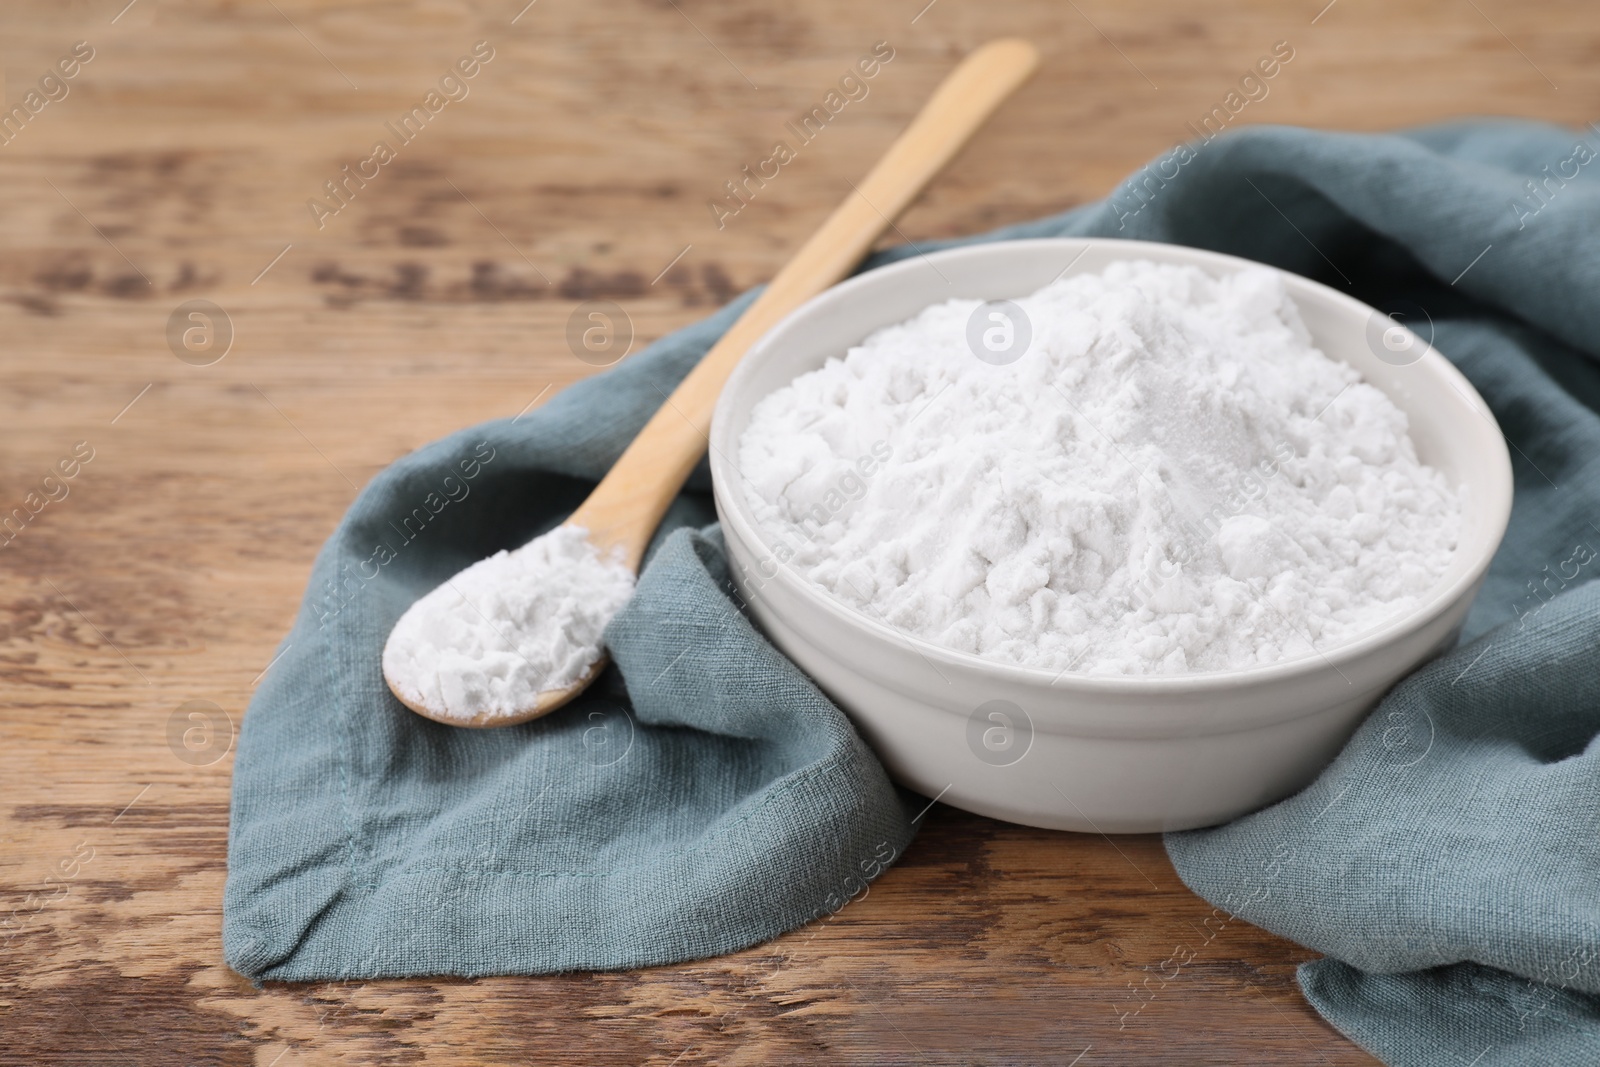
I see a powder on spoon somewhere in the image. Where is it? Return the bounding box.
[735,259,1462,675]
[383,524,635,721]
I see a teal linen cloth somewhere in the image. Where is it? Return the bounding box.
[226,120,1600,1065]
[223,293,919,980]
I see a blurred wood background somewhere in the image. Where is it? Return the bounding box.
[2,0,1594,1063]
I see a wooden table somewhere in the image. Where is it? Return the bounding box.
[2,0,1591,1062]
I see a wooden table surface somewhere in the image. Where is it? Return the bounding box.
[1,0,1592,1063]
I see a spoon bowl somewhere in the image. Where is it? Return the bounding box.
[386,656,606,727]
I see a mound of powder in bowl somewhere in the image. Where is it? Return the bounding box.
[383,524,634,720]
[735,259,1462,675]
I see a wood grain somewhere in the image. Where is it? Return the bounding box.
[1,0,1593,1062]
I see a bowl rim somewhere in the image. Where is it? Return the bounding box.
[708,236,1514,696]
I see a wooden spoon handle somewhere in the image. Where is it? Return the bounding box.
[571,38,1041,568]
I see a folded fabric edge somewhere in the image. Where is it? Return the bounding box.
[1298,958,1600,1067]
[225,739,917,982]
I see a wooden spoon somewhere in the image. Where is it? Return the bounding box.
[387,38,1041,727]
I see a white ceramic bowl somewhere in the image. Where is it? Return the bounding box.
[709,238,1512,833]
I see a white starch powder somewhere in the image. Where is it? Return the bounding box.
[736,260,1461,675]
[383,524,635,720]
